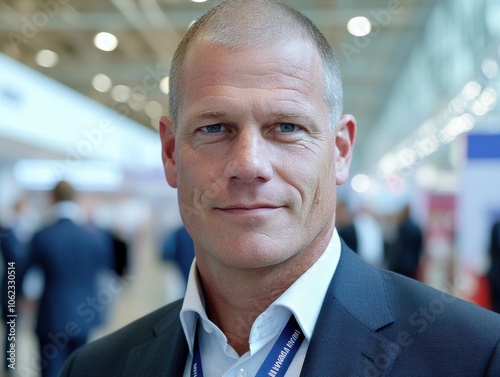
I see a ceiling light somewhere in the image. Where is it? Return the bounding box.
[145,101,163,118]
[378,155,398,176]
[110,85,131,102]
[92,73,112,93]
[347,17,371,37]
[396,147,416,169]
[471,101,489,117]
[128,99,145,111]
[481,58,499,79]
[191,0,208,2]
[351,174,371,193]
[479,87,497,107]
[35,49,59,68]
[160,76,170,94]
[94,32,118,52]
[462,81,481,100]
[448,97,467,115]
[128,89,146,110]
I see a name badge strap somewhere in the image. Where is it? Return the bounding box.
[191,330,204,377]
[190,315,304,377]
[255,315,304,377]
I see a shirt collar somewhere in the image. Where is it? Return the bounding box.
[180,263,207,353]
[271,228,341,340]
[180,228,341,353]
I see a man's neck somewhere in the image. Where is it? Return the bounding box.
[196,229,332,355]
[201,266,294,354]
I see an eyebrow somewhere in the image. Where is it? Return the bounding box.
[189,110,228,121]
[266,110,309,120]
[186,109,314,126]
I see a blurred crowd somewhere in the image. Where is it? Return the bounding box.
[0,180,499,377]
[335,193,500,313]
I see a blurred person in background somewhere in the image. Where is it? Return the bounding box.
[109,230,129,278]
[60,1,500,376]
[21,180,114,377]
[384,204,424,280]
[351,202,385,268]
[336,192,385,268]
[9,197,37,246]
[0,223,26,376]
[488,219,500,313]
[0,196,34,375]
[161,225,196,303]
[0,225,17,376]
[336,199,358,252]
[162,225,195,285]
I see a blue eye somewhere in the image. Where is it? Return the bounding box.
[202,124,225,133]
[278,123,297,132]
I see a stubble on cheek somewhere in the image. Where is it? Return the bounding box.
[179,169,226,229]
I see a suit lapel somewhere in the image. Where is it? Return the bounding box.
[301,244,400,377]
[121,245,400,376]
[124,302,189,377]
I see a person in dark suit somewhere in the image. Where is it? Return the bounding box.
[488,220,500,313]
[60,1,500,376]
[336,199,358,252]
[22,180,114,377]
[385,204,423,279]
[107,230,129,278]
[162,225,195,284]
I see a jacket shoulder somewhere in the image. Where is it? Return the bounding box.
[60,300,184,376]
[379,269,500,375]
[381,268,500,328]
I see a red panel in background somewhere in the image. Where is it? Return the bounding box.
[469,275,492,309]
[419,193,493,309]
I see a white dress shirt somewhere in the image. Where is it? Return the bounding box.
[180,229,341,377]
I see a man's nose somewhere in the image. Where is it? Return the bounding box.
[223,128,273,183]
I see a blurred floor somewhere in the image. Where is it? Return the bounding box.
[1,224,184,377]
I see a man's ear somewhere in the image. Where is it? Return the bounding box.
[159,115,178,188]
[334,114,356,185]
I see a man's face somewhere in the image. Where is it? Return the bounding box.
[160,37,355,271]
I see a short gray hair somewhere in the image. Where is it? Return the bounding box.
[168,0,343,128]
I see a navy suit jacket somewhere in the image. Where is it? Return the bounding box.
[25,218,114,336]
[60,244,500,376]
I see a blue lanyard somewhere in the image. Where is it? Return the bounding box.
[191,332,203,377]
[191,315,305,377]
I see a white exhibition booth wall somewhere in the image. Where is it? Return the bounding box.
[0,52,163,187]
[0,52,179,239]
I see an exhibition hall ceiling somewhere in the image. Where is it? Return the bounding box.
[0,0,436,169]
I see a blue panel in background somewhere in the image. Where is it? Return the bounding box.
[467,133,500,160]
